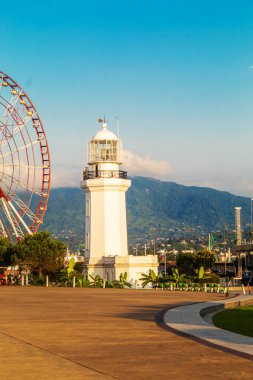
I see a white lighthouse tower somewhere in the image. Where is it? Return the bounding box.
[80,119,158,284]
[81,119,130,260]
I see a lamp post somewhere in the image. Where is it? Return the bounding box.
[164,248,167,277]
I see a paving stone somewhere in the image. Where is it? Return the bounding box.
[0,287,253,379]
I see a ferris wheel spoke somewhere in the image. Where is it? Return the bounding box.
[1,99,23,128]
[0,139,41,158]
[1,184,41,224]
[3,163,49,169]
[0,119,14,141]
[0,216,8,237]
[0,188,31,238]
[0,117,33,148]
[8,198,32,235]
[0,169,42,196]
[0,197,20,239]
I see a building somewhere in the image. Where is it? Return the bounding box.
[80,119,158,285]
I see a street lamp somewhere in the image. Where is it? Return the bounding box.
[164,248,167,277]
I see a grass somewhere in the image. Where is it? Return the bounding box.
[213,305,253,338]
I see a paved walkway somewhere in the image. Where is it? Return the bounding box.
[164,294,253,358]
[1,288,253,379]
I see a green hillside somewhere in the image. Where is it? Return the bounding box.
[42,177,251,238]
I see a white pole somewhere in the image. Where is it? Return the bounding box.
[21,275,24,286]
[8,200,32,234]
[73,276,76,288]
[46,276,49,287]
[25,275,28,286]
[115,116,120,138]
[1,198,19,239]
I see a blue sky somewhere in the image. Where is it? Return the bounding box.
[1,0,253,195]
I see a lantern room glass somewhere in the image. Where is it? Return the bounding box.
[88,139,121,163]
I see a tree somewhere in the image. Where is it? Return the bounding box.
[176,253,195,275]
[176,251,216,275]
[195,250,215,270]
[0,237,13,266]
[12,231,66,280]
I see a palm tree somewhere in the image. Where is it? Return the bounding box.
[139,269,161,288]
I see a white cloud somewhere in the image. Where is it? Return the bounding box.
[122,149,173,179]
[51,164,82,188]
[51,150,173,187]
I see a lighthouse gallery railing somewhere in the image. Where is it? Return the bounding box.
[83,170,127,180]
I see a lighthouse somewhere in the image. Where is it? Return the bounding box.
[81,119,130,260]
[80,119,158,284]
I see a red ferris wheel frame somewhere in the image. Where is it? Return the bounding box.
[0,70,51,241]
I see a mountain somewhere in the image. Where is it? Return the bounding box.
[41,177,251,239]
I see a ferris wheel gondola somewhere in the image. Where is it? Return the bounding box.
[0,70,51,242]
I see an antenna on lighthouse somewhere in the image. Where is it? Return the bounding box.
[115,116,120,138]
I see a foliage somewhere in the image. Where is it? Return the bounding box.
[176,253,195,275]
[75,273,90,287]
[12,231,66,280]
[112,272,132,288]
[194,266,205,280]
[195,250,215,270]
[169,267,187,284]
[74,262,85,274]
[56,258,80,286]
[176,251,215,276]
[139,269,162,288]
[89,274,104,288]
[0,237,13,266]
[198,273,220,284]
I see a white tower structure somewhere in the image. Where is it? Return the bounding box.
[235,207,242,246]
[81,120,130,260]
[80,119,158,284]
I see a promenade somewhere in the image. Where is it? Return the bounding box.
[0,287,252,379]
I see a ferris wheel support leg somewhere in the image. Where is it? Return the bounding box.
[8,200,32,235]
[0,217,7,238]
[1,198,19,239]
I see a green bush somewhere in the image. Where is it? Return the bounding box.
[198,273,220,284]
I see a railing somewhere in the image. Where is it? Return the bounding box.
[83,170,127,180]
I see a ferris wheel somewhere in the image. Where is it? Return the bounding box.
[0,70,51,242]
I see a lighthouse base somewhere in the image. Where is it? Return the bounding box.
[83,255,158,287]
